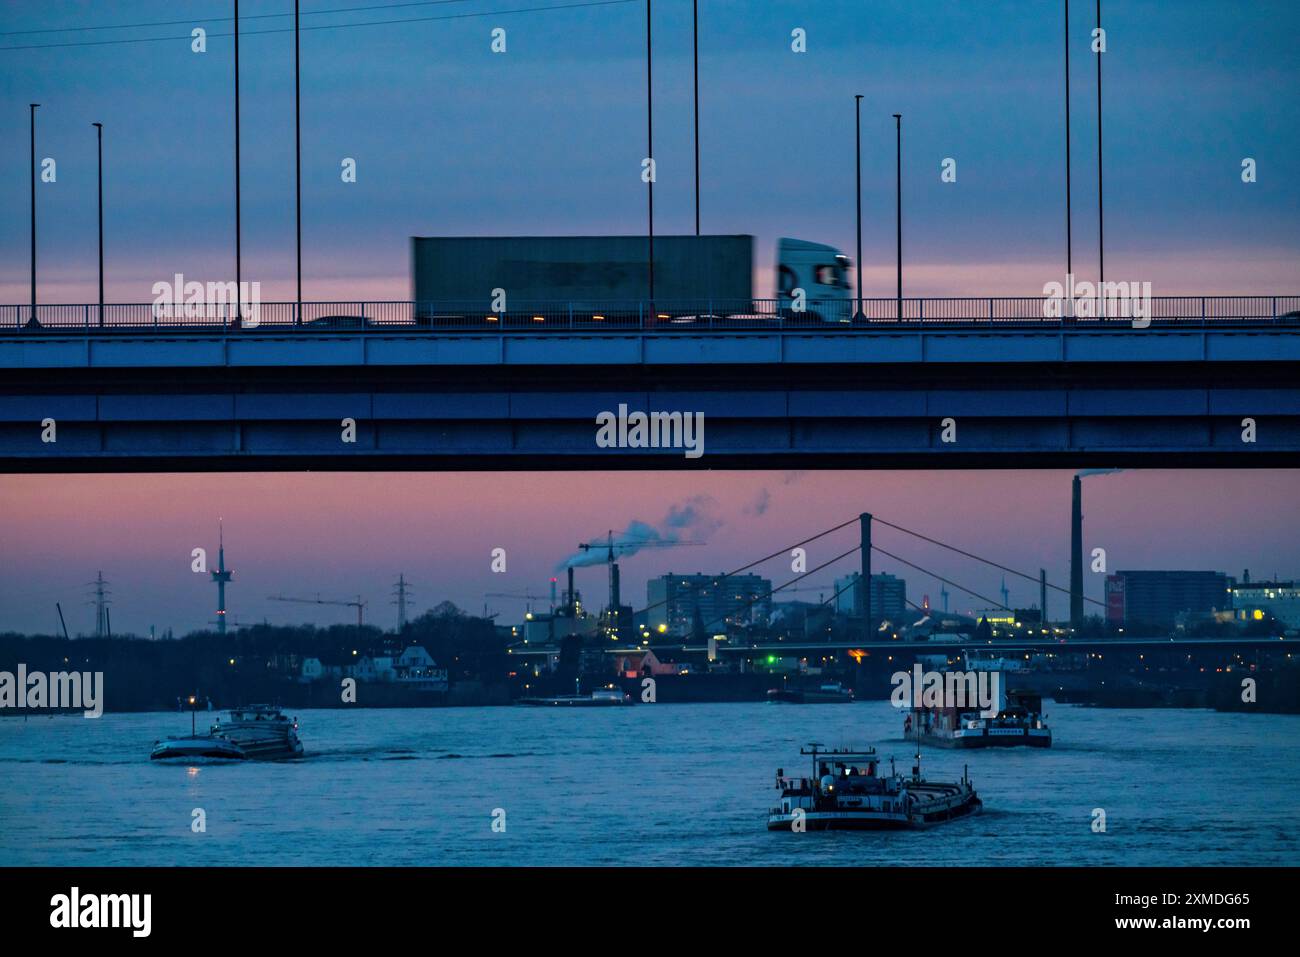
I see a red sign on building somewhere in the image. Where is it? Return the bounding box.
[1105,575,1126,624]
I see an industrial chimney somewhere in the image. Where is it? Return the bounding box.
[1070,476,1083,627]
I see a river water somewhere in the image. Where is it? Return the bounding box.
[1,701,1295,866]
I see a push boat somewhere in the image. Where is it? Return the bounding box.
[905,690,1052,748]
[210,704,304,759]
[767,681,854,704]
[767,744,981,831]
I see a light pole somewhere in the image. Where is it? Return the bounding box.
[1095,0,1104,290]
[93,122,104,326]
[1064,0,1072,282]
[30,103,38,323]
[645,0,654,302]
[854,94,863,318]
[294,0,302,321]
[692,0,699,236]
[893,113,902,320]
[234,0,242,322]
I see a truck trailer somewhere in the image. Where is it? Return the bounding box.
[410,234,853,324]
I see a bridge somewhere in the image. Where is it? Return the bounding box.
[3,296,1298,471]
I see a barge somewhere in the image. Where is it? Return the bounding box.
[767,744,981,831]
[905,690,1052,748]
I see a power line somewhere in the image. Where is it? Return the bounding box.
[0,0,636,52]
[0,0,472,37]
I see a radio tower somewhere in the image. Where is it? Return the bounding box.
[392,575,412,631]
[212,520,233,635]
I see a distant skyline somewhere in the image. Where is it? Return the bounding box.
[1,468,1296,637]
[2,0,1298,302]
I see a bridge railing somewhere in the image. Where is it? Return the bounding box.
[5,296,1298,332]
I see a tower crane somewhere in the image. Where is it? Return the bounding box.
[269,593,367,628]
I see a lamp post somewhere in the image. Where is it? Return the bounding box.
[294,0,302,321]
[1064,0,1072,281]
[645,0,654,302]
[854,94,863,317]
[893,113,902,320]
[1095,0,1104,290]
[234,0,242,322]
[93,122,104,326]
[692,0,700,237]
[30,103,38,322]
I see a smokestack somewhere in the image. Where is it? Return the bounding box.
[860,512,872,634]
[1070,476,1083,626]
[567,566,576,616]
[610,561,621,612]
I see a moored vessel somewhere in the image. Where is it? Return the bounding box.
[905,689,1052,748]
[516,687,630,707]
[767,744,981,831]
[767,680,854,704]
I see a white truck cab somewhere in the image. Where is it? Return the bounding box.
[776,237,853,322]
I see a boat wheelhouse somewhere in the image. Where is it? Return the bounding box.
[211,704,304,759]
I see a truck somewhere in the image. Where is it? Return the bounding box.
[410,234,853,325]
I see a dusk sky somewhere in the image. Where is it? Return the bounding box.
[1,469,1296,637]
[1,5,1297,637]
[2,0,1298,302]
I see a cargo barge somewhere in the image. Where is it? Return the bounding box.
[767,744,981,831]
[904,690,1052,748]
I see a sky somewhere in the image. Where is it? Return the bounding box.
[0,4,1297,637]
[1,0,1298,302]
[0,468,1296,637]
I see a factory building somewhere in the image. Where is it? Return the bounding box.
[1230,576,1300,630]
[646,573,771,636]
[1104,570,1233,629]
[833,572,908,622]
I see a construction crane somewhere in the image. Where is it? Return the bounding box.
[485,591,552,614]
[270,593,367,628]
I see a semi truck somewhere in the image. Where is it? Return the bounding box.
[410,234,853,324]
